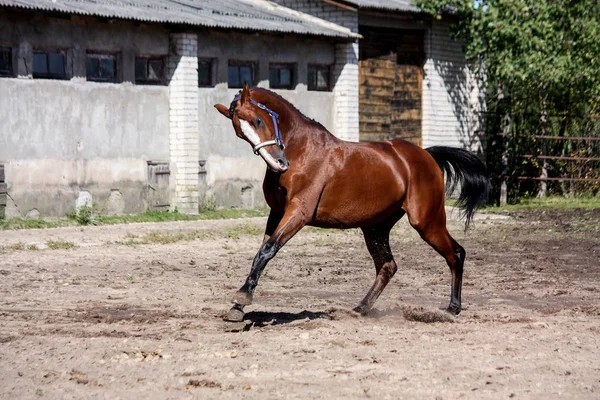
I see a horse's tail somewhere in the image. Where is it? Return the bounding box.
[425,146,491,230]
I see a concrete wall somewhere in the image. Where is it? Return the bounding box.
[0,9,340,216]
[0,11,169,217]
[194,29,337,209]
[195,30,335,207]
[199,87,335,208]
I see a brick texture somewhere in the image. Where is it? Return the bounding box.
[169,33,199,214]
[422,21,484,151]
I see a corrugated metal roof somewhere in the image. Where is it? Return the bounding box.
[345,0,422,13]
[0,0,359,39]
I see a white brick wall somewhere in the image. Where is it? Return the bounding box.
[169,33,199,214]
[272,0,360,141]
[422,21,483,151]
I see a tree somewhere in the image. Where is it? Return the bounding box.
[416,0,600,199]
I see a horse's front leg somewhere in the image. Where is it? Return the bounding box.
[224,205,307,321]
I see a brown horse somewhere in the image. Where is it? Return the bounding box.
[215,84,490,322]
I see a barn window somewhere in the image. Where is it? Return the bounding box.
[198,58,213,87]
[0,47,12,77]
[228,60,255,88]
[135,56,166,85]
[307,64,331,91]
[33,49,67,80]
[269,63,294,89]
[86,52,118,83]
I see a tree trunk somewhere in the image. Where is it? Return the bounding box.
[498,83,510,206]
[537,91,549,198]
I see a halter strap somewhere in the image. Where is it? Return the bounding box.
[232,94,284,154]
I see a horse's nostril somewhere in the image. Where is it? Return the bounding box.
[277,159,289,169]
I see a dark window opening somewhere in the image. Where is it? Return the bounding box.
[33,49,67,79]
[228,60,255,88]
[86,52,118,82]
[198,59,213,87]
[0,47,12,77]
[359,26,425,66]
[135,56,166,85]
[269,63,294,89]
[307,64,331,91]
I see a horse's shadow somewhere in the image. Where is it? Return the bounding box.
[242,310,331,329]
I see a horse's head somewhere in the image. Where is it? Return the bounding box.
[215,83,289,173]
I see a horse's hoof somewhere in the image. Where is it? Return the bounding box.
[446,304,461,315]
[352,305,369,316]
[223,306,245,322]
[232,291,253,306]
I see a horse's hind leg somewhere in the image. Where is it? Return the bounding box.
[408,207,466,315]
[354,214,403,315]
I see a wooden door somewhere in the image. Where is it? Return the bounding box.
[147,161,170,211]
[359,27,424,145]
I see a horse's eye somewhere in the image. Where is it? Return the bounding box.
[255,118,262,127]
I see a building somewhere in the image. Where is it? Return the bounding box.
[274,0,485,149]
[0,0,482,219]
[0,0,358,218]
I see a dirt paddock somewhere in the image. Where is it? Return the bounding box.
[1,209,599,399]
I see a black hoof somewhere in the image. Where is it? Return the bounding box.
[223,304,245,322]
[232,291,253,306]
[446,304,461,315]
[352,305,370,316]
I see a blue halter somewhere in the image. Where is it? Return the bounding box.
[232,94,284,154]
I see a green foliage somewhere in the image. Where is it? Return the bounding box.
[416,0,600,99]
[199,195,217,212]
[416,0,600,200]
[67,203,93,225]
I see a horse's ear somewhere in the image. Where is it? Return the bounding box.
[240,82,250,105]
[214,104,231,119]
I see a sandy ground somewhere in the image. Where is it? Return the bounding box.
[0,208,599,399]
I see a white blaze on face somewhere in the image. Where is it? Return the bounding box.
[239,119,282,171]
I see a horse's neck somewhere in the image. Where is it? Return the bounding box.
[279,104,338,146]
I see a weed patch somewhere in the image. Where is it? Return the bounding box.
[46,240,77,250]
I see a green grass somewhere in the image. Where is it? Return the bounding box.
[46,240,77,250]
[482,196,600,212]
[0,218,72,230]
[1,208,269,231]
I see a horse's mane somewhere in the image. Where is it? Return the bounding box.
[250,88,330,133]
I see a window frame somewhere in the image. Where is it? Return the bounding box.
[197,58,214,87]
[86,51,119,83]
[135,55,166,86]
[32,48,68,80]
[269,62,295,90]
[307,64,332,92]
[0,47,13,77]
[228,60,256,88]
